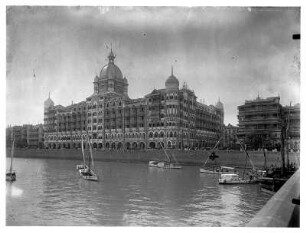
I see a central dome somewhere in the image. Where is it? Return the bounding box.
[100,63,123,80]
[99,48,123,80]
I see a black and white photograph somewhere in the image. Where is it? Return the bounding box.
[3,1,302,228]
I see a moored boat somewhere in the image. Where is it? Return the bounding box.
[6,139,16,182]
[199,138,221,174]
[76,136,88,171]
[157,143,182,169]
[79,136,99,182]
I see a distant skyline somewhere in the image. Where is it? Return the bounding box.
[6,6,300,126]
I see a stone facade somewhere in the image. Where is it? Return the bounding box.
[44,50,224,150]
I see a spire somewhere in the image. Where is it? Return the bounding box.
[171,65,173,76]
[48,92,50,99]
[108,43,115,63]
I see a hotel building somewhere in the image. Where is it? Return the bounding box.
[44,49,224,150]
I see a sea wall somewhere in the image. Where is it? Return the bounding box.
[8,148,300,169]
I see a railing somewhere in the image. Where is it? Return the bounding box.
[246,169,300,227]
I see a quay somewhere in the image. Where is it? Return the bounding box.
[247,169,300,227]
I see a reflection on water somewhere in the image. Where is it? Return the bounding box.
[6,184,24,197]
[6,158,272,226]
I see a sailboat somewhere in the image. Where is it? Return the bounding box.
[76,136,88,171]
[200,138,221,174]
[79,136,98,181]
[6,139,16,182]
[157,143,182,169]
[218,143,259,185]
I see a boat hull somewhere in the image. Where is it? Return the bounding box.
[157,161,182,169]
[6,172,16,182]
[82,175,98,181]
[76,164,88,170]
[219,180,257,185]
[79,169,98,181]
[200,168,219,174]
[148,161,159,167]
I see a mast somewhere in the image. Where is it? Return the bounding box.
[88,136,95,170]
[286,102,291,167]
[10,139,15,173]
[281,120,286,175]
[160,142,171,163]
[81,136,86,167]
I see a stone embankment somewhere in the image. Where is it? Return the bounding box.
[7,148,300,169]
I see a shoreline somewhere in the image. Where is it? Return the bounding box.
[7,148,300,169]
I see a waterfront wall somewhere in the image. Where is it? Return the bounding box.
[7,148,300,169]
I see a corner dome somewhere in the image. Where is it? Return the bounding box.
[165,66,179,90]
[44,93,54,108]
[94,75,99,82]
[216,98,224,109]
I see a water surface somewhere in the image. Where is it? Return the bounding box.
[6,157,272,226]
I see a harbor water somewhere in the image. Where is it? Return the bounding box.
[6,157,272,226]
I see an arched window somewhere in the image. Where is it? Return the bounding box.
[149,142,155,149]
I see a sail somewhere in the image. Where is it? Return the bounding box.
[10,139,15,173]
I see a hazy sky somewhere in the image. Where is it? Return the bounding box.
[6,6,300,126]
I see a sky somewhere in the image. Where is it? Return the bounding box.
[6,6,300,126]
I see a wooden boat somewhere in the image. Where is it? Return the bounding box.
[6,139,16,182]
[199,138,221,173]
[157,143,182,169]
[79,136,98,181]
[218,143,266,185]
[218,166,257,185]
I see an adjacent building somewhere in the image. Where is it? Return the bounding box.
[6,124,44,148]
[223,124,239,150]
[237,96,300,151]
[283,103,300,151]
[43,49,224,150]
